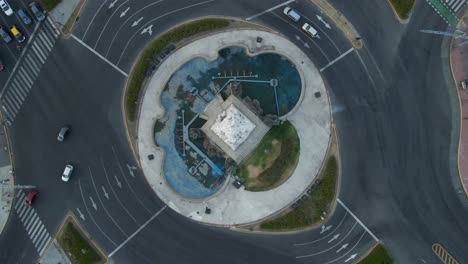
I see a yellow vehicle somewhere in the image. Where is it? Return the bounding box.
[10,25,25,43]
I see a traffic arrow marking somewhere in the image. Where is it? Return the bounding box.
[108,0,118,9]
[76,208,86,221]
[132,17,143,27]
[336,243,349,253]
[345,254,358,262]
[114,175,122,189]
[90,196,97,211]
[320,224,332,234]
[328,234,340,243]
[316,15,331,30]
[127,163,137,177]
[120,7,130,18]
[141,25,153,36]
[102,185,109,200]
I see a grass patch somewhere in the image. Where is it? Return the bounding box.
[40,0,62,11]
[125,18,230,121]
[260,156,337,230]
[58,222,102,264]
[388,0,415,19]
[359,244,393,264]
[238,121,300,191]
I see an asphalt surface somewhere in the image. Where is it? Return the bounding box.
[0,0,467,263]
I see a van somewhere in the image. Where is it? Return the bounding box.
[283,7,300,22]
[302,23,319,38]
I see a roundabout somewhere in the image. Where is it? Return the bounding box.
[138,28,331,225]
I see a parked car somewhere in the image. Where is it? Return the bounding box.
[0,26,12,43]
[57,126,70,142]
[0,0,13,16]
[10,25,25,43]
[461,80,467,90]
[0,60,4,71]
[61,164,74,182]
[24,190,38,207]
[283,7,300,22]
[302,23,319,38]
[18,9,32,25]
[29,2,45,21]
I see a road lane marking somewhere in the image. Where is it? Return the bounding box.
[78,179,118,247]
[14,192,25,209]
[294,212,348,246]
[71,34,129,77]
[22,208,34,224]
[38,236,51,256]
[83,0,108,40]
[246,0,295,21]
[94,0,130,49]
[324,230,367,264]
[296,222,358,258]
[27,216,40,235]
[320,48,354,72]
[108,205,167,258]
[29,219,43,238]
[33,227,47,245]
[31,224,45,243]
[337,199,379,242]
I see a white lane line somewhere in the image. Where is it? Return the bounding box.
[21,208,34,223]
[324,230,368,264]
[89,167,129,237]
[70,34,128,77]
[246,0,295,21]
[101,158,138,224]
[16,203,27,217]
[295,222,358,258]
[337,199,379,242]
[23,210,36,227]
[320,48,354,72]
[38,236,51,256]
[453,0,465,11]
[14,192,25,209]
[94,0,130,49]
[108,205,167,258]
[34,229,48,247]
[117,0,215,65]
[15,190,23,198]
[46,16,60,36]
[83,0,109,40]
[27,217,41,234]
[294,212,348,246]
[31,224,45,243]
[11,83,25,101]
[78,179,118,247]
[29,220,43,238]
[111,146,152,214]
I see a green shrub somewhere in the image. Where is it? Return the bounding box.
[359,244,393,264]
[40,0,62,11]
[389,0,415,19]
[59,223,101,264]
[125,19,229,121]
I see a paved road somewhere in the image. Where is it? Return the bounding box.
[0,0,467,263]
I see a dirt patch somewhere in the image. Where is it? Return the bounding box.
[246,139,281,180]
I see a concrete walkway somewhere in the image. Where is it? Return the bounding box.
[138,29,331,225]
[453,15,468,195]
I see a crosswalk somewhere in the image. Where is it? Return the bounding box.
[14,189,52,256]
[1,16,60,126]
[442,0,466,14]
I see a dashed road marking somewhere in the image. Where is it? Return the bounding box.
[432,244,459,264]
[246,0,295,21]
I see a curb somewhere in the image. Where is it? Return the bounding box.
[0,111,14,236]
[385,0,412,24]
[48,0,88,39]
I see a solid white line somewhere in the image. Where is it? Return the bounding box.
[295,222,358,258]
[246,0,295,21]
[29,220,43,238]
[294,212,348,246]
[14,193,24,208]
[23,209,36,226]
[22,208,34,223]
[15,190,23,198]
[34,229,48,247]
[324,230,368,264]
[320,48,354,72]
[16,203,27,217]
[32,224,45,243]
[38,236,51,256]
[94,0,130,49]
[108,205,167,258]
[28,217,41,235]
[31,43,46,63]
[83,0,108,40]
[70,34,129,77]
[337,199,379,242]
[25,214,38,231]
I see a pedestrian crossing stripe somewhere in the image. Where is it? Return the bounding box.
[432,243,459,264]
[0,18,60,126]
[14,189,52,256]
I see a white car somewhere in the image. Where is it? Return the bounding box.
[302,23,319,38]
[61,164,74,182]
[283,7,300,22]
[0,0,13,16]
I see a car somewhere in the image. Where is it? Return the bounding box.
[18,9,32,25]
[24,190,38,207]
[461,80,467,90]
[0,0,13,16]
[0,26,12,43]
[10,25,25,43]
[0,60,4,71]
[61,164,74,182]
[29,2,45,21]
[57,126,70,142]
[283,7,300,22]
[302,23,319,38]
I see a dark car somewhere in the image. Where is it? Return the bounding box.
[0,26,12,43]
[57,126,70,142]
[18,9,32,25]
[24,190,38,207]
[29,2,45,21]
[0,60,4,71]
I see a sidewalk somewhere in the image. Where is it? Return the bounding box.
[453,15,468,195]
[0,119,13,236]
[138,29,331,225]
